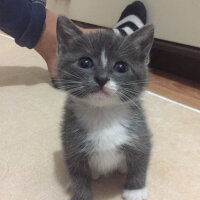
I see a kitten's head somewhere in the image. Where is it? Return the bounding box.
[56,16,154,107]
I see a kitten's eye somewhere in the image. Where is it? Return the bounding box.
[113,62,128,73]
[79,57,93,69]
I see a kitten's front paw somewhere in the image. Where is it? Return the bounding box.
[122,188,147,200]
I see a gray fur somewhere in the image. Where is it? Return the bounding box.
[56,15,154,200]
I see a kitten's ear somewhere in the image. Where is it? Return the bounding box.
[56,15,83,55]
[128,24,154,63]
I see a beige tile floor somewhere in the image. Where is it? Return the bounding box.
[0,36,200,200]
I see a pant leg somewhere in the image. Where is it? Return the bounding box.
[0,0,46,49]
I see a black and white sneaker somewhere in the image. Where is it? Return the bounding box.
[113,1,147,36]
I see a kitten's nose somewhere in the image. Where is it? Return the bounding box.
[94,75,109,88]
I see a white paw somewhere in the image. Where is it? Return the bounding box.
[122,188,147,200]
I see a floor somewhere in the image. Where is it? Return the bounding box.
[0,33,200,200]
[148,69,200,110]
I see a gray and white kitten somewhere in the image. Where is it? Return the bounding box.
[56,16,154,200]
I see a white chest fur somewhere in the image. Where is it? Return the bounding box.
[74,104,132,176]
[87,121,129,176]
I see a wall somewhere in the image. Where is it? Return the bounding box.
[47,0,200,47]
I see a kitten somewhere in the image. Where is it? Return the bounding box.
[56,16,154,200]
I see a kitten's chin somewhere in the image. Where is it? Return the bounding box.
[91,89,111,98]
[81,92,120,107]
[69,88,121,107]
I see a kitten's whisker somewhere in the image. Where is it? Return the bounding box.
[67,87,84,92]
[122,90,140,96]
[67,86,88,97]
[120,82,147,86]
[60,85,85,94]
[119,80,148,84]
[67,87,85,92]
[117,91,141,110]
[120,87,140,92]
[122,87,140,91]
[58,70,81,80]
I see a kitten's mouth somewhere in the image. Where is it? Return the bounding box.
[91,89,111,97]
